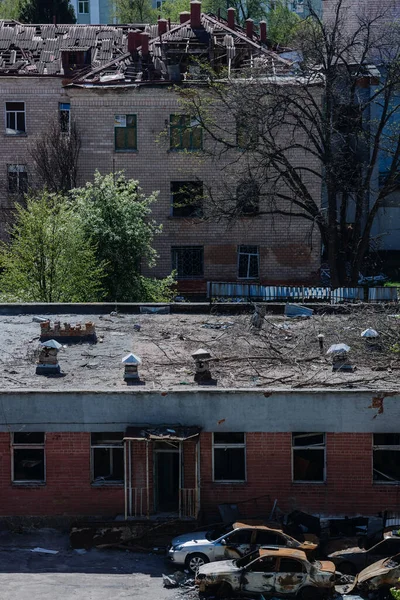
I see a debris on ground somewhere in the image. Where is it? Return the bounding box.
[30,547,59,554]
[162,571,195,589]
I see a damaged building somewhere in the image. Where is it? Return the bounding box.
[0,8,321,297]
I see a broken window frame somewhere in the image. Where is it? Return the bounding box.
[237,245,260,279]
[169,115,203,152]
[373,434,400,484]
[236,180,260,215]
[292,432,326,483]
[212,432,246,483]
[236,117,259,151]
[114,114,137,152]
[171,246,204,279]
[8,164,28,194]
[5,101,26,135]
[59,102,71,134]
[11,432,46,484]
[91,432,124,485]
[78,0,89,14]
[170,181,204,218]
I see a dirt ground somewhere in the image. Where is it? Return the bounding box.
[0,528,186,600]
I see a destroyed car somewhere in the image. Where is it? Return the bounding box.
[328,535,400,575]
[195,548,336,599]
[336,553,400,597]
[168,522,318,573]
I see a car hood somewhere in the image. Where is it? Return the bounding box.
[357,558,392,584]
[319,560,336,573]
[171,531,210,547]
[329,547,364,558]
[298,541,318,552]
[197,560,239,576]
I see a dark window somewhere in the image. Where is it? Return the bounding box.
[371,539,400,556]
[6,102,25,134]
[12,432,45,483]
[238,245,259,279]
[279,559,305,573]
[91,432,124,484]
[78,0,89,13]
[115,115,137,151]
[292,433,325,482]
[225,529,252,544]
[373,434,400,482]
[8,165,28,194]
[171,181,203,217]
[59,102,70,133]
[236,180,260,215]
[333,104,363,134]
[171,246,203,279]
[236,117,259,150]
[170,115,202,151]
[247,557,277,572]
[255,530,283,545]
[213,432,246,482]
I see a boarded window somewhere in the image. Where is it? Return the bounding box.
[12,432,45,483]
[238,245,259,278]
[373,433,400,482]
[213,432,246,482]
[171,181,203,217]
[115,115,137,152]
[171,246,203,278]
[91,433,124,484]
[6,102,25,135]
[292,433,325,482]
[170,115,202,151]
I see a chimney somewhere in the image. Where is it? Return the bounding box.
[53,14,56,25]
[158,18,168,35]
[140,32,149,55]
[227,7,235,30]
[259,20,267,44]
[180,11,190,23]
[190,0,201,28]
[246,18,254,39]
[128,30,142,53]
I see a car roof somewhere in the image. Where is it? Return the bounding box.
[259,548,308,561]
[233,522,284,533]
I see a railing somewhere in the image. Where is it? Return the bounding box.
[180,488,197,518]
[129,487,149,518]
[207,282,398,304]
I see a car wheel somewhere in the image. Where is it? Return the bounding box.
[216,582,233,598]
[337,562,357,576]
[298,586,322,600]
[185,552,210,573]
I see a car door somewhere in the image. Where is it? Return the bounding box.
[241,556,277,594]
[218,529,254,560]
[367,539,400,566]
[275,557,308,595]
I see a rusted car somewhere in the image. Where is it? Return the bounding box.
[168,522,318,573]
[336,553,400,597]
[195,548,336,599]
[328,535,400,575]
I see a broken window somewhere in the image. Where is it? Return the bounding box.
[236,117,259,150]
[115,115,137,152]
[171,246,204,278]
[238,245,259,279]
[236,180,260,215]
[12,432,45,483]
[6,102,26,135]
[213,432,246,482]
[247,557,277,572]
[8,165,28,194]
[91,432,124,484]
[255,530,284,546]
[78,0,89,13]
[373,434,400,483]
[59,102,70,133]
[279,558,306,573]
[171,181,203,217]
[292,433,325,482]
[170,115,202,151]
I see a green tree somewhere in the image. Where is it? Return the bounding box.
[266,1,301,46]
[0,192,105,302]
[71,171,175,302]
[114,0,155,23]
[0,0,22,20]
[19,0,76,23]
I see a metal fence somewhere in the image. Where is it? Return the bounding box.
[207,282,399,304]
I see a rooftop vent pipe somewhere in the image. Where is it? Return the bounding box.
[190,0,202,28]
[246,18,254,39]
[259,20,267,44]
[227,7,235,30]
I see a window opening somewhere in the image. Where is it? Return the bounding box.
[213,432,246,482]
[170,115,202,151]
[8,165,28,194]
[238,245,259,278]
[91,432,124,483]
[373,433,400,482]
[292,432,325,482]
[115,114,137,151]
[6,101,25,135]
[236,180,260,215]
[59,102,70,133]
[171,246,204,278]
[12,432,45,483]
[171,181,203,217]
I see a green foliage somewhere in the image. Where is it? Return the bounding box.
[113,0,156,23]
[390,586,400,600]
[71,171,174,303]
[137,272,177,302]
[0,0,22,19]
[19,0,76,23]
[0,192,105,302]
[266,1,301,46]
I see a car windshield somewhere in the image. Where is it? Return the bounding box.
[206,524,232,541]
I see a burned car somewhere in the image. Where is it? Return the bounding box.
[328,535,400,575]
[336,553,400,597]
[195,548,336,599]
[168,522,318,573]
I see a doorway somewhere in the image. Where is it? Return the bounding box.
[154,443,180,512]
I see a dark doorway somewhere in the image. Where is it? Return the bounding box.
[155,450,180,512]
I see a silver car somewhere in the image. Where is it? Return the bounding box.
[168,522,318,573]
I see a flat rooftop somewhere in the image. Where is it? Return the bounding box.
[0,307,399,391]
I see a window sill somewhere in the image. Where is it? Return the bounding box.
[292,481,326,485]
[12,481,46,487]
[114,149,138,153]
[4,133,27,137]
[212,480,247,485]
[91,481,124,488]
[168,215,204,220]
[237,278,260,281]
[176,277,205,280]
[168,149,204,153]
[373,481,400,485]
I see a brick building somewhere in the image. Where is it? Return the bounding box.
[0,11,321,297]
[1,309,400,521]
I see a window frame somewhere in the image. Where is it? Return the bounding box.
[78,0,89,14]
[292,432,326,484]
[236,180,260,215]
[11,432,46,485]
[237,245,260,279]
[59,102,71,134]
[171,245,204,279]
[170,181,204,218]
[114,114,138,153]
[212,432,246,483]
[7,164,28,195]
[90,432,125,486]
[169,115,203,152]
[5,101,26,135]
[373,433,400,484]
